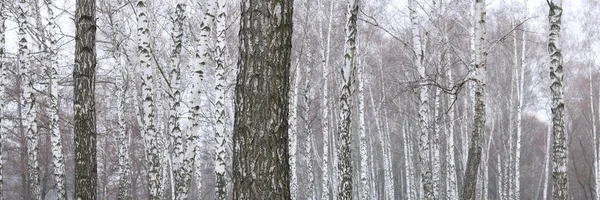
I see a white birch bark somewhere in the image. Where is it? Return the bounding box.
[337,0,358,198]
[383,110,395,200]
[404,126,416,200]
[45,0,66,198]
[169,3,188,199]
[320,0,335,198]
[117,69,132,200]
[409,0,433,198]
[462,0,487,199]
[543,124,551,200]
[214,0,228,199]
[432,88,441,199]
[445,62,458,200]
[0,1,6,198]
[137,0,162,198]
[302,61,315,200]
[508,20,517,200]
[594,73,600,200]
[19,1,40,198]
[548,1,567,199]
[515,20,526,200]
[357,42,368,200]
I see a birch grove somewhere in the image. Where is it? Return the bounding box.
[0,0,595,198]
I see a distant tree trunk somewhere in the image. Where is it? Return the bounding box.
[169,3,188,200]
[462,0,487,199]
[136,0,162,198]
[409,0,432,198]
[543,125,551,200]
[232,0,293,198]
[547,1,567,199]
[214,0,228,199]
[445,61,458,200]
[432,88,441,198]
[74,0,97,198]
[357,42,368,200]
[515,19,526,200]
[336,0,359,198]
[320,0,335,198]
[594,73,600,200]
[18,0,40,199]
[289,59,301,200]
[0,2,5,198]
[403,126,416,200]
[302,61,315,200]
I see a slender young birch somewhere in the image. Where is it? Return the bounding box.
[357,42,369,200]
[594,73,600,200]
[168,3,189,199]
[543,124,551,200]
[462,0,487,199]
[409,0,432,198]
[515,19,526,200]
[337,0,359,198]
[383,112,395,200]
[137,0,162,198]
[289,61,301,200]
[74,0,97,198]
[404,126,416,200]
[548,1,567,199]
[18,1,40,198]
[214,0,228,199]
[232,0,293,198]
[44,0,66,198]
[0,1,5,198]
[508,20,516,200]
[116,65,132,200]
[432,88,441,198]
[321,0,335,198]
[446,61,458,200]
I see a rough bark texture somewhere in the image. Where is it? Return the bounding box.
[0,2,5,199]
[136,0,162,198]
[357,44,368,200]
[548,0,567,199]
[289,59,300,200]
[74,0,98,198]
[432,88,441,198]
[337,0,358,199]
[232,0,293,198]
[302,62,315,200]
[214,0,228,199]
[462,0,486,199]
[169,3,188,200]
[117,74,132,200]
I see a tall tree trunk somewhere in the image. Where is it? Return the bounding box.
[320,0,335,198]
[409,0,432,198]
[0,1,5,198]
[357,39,368,200]
[45,0,66,198]
[543,124,551,200]
[290,58,301,200]
[136,0,162,198]
[116,70,132,200]
[302,61,315,200]
[337,0,358,198]
[74,0,97,198]
[515,19,526,200]
[548,1,567,199]
[214,0,228,199]
[432,88,441,199]
[594,73,600,200]
[169,3,188,199]
[462,0,487,199]
[232,0,293,198]
[18,0,40,198]
[446,61,458,200]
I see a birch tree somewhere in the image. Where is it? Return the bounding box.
[514,18,526,200]
[446,60,458,200]
[18,0,40,198]
[137,0,162,198]
[169,3,189,199]
[548,0,568,199]
[320,0,335,198]
[44,0,66,198]
[357,39,368,200]
[409,0,433,198]
[74,0,98,198]
[214,0,228,199]
[303,62,315,199]
[232,0,293,198]
[289,54,301,200]
[462,0,487,199]
[594,73,600,200]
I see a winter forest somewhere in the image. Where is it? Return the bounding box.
[0,0,597,199]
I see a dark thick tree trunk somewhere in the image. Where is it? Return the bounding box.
[232,0,293,199]
[73,0,97,199]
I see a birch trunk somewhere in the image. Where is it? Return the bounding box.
[290,58,301,200]
[44,0,67,198]
[302,61,315,200]
[137,0,162,198]
[383,111,395,200]
[432,88,441,199]
[232,0,293,198]
[515,20,526,200]
[446,63,458,200]
[321,0,335,198]
[462,0,487,199]
[547,1,567,199]
[543,124,551,200]
[357,42,368,200]
[595,73,600,200]
[404,126,416,200]
[169,3,188,199]
[214,0,228,199]
[0,2,6,198]
[409,0,433,198]
[18,0,40,198]
[508,20,516,200]
[74,0,97,198]
[337,0,359,198]
[117,70,132,200]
